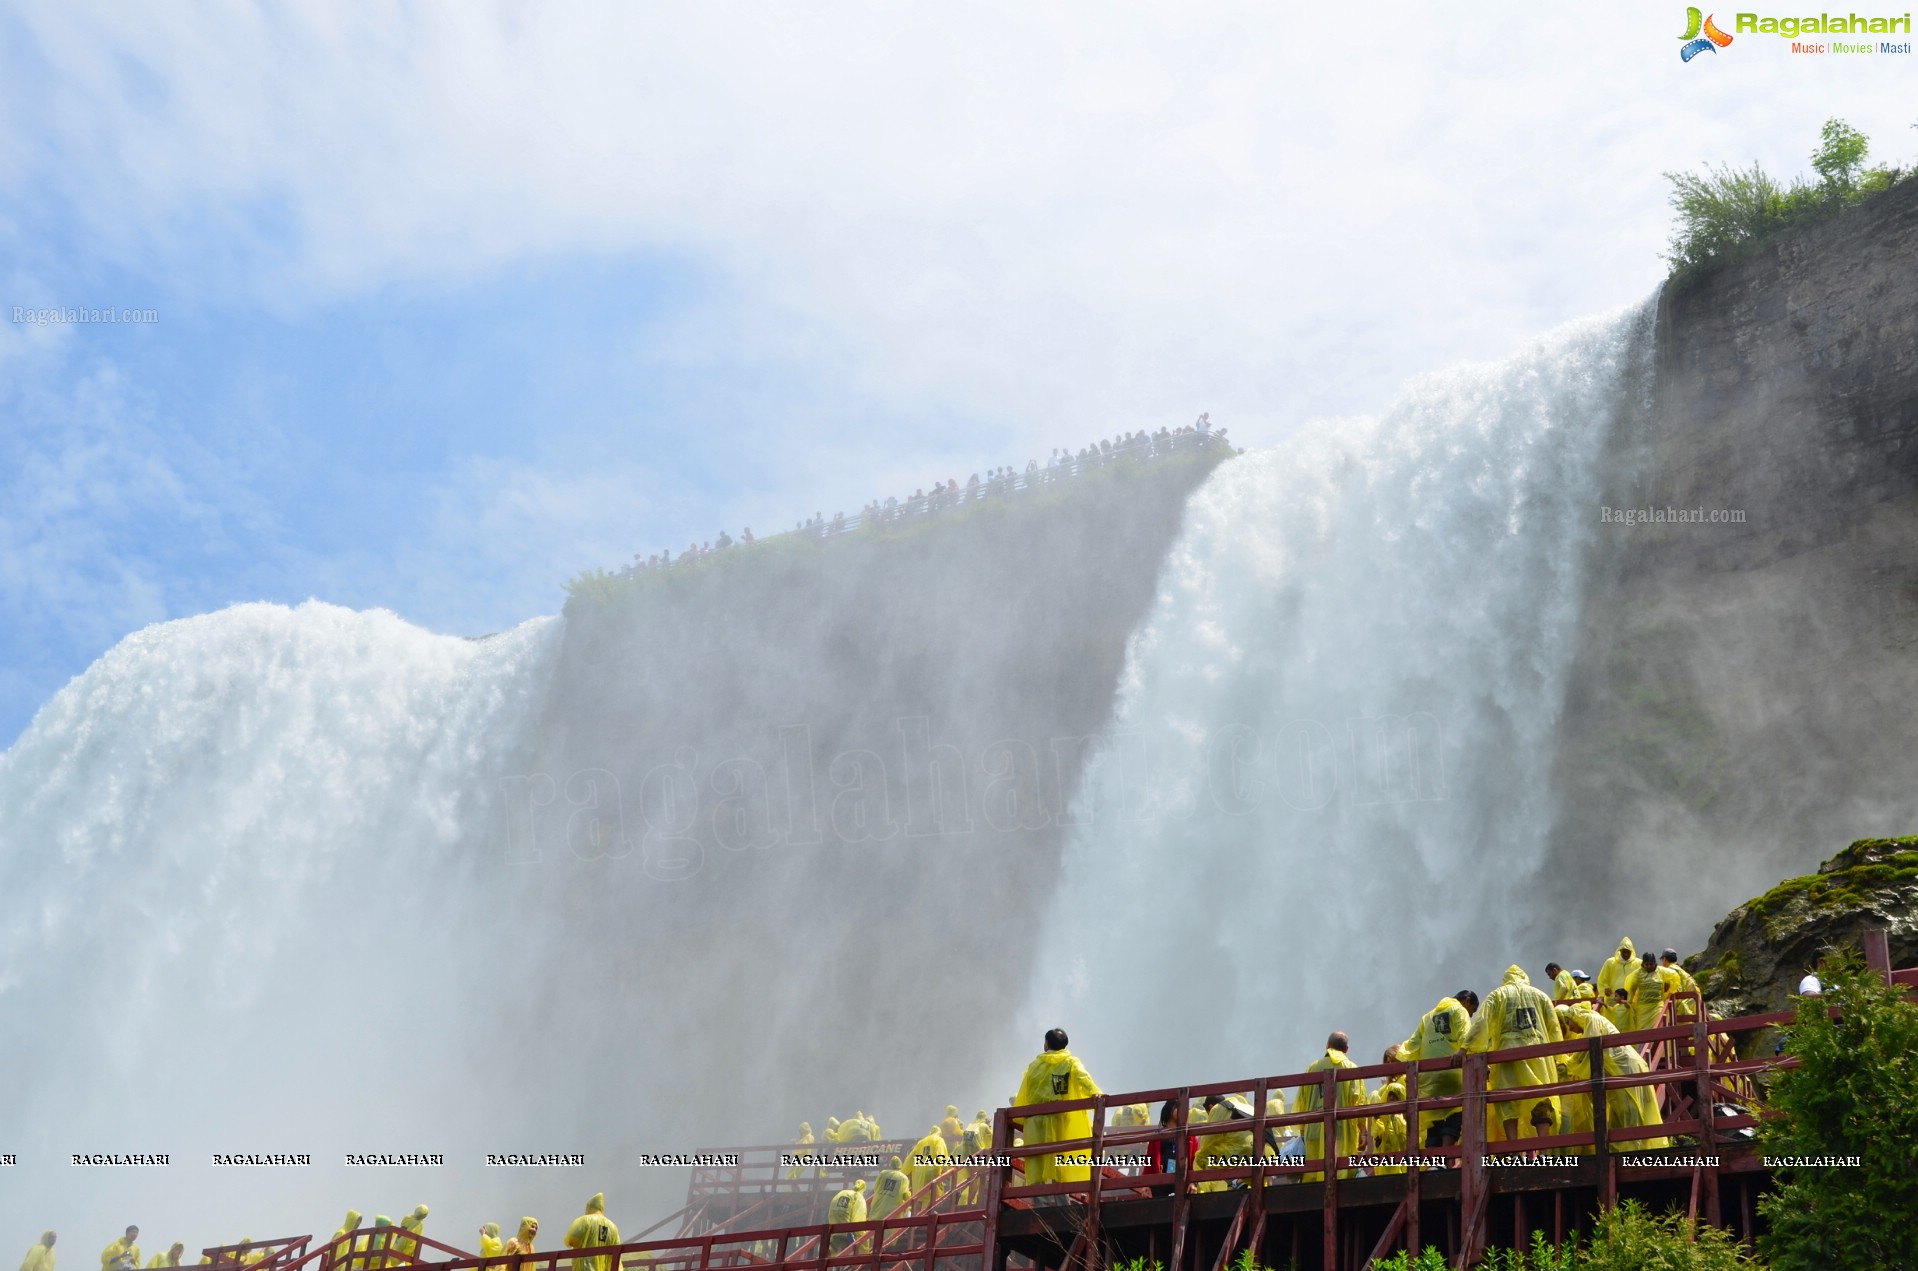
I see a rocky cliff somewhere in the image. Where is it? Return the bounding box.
[1542,178,1918,956]
[1686,835,1918,1019]
[504,443,1228,1152]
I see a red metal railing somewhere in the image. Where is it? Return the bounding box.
[212,946,1913,1271]
[976,999,1806,1271]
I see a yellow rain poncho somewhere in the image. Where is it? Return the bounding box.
[1464,965,1564,1141]
[1399,996,1472,1145]
[1664,961,1701,1023]
[392,1207,428,1264]
[1292,1048,1367,1181]
[786,1123,814,1179]
[148,1247,185,1270]
[1110,1103,1152,1178]
[1554,1006,1597,1148]
[1194,1096,1261,1192]
[563,1194,619,1271]
[330,1217,362,1271]
[1596,938,1638,1004]
[100,1237,141,1271]
[826,1181,867,1255]
[907,1128,948,1194]
[958,1111,992,1204]
[1014,1046,1103,1186]
[477,1227,503,1264]
[870,1158,910,1220]
[1370,1080,1408,1174]
[939,1106,965,1148]
[22,1234,57,1271]
[1563,1005,1669,1149]
[502,1220,538,1260]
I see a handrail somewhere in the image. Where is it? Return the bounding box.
[197,961,1912,1271]
[986,1002,1799,1201]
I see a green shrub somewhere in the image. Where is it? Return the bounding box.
[1482,1232,1577,1270]
[1576,1201,1757,1270]
[1368,1248,1448,1271]
[1758,955,1918,1270]
[1664,118,1906,281]
[1368,1203,1753,1269]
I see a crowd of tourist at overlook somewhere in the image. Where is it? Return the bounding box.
[614,416,1233,579]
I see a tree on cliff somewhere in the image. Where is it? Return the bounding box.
[1664,118,1907,279]
[1757,955,1918,1269]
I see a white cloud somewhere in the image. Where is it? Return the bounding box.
[8,0,1912,457]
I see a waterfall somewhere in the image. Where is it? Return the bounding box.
[0,301,1658,1244]
[0,601,559,1242]
[1019,302,1656,1091]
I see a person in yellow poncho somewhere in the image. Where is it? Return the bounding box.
[392,1207,428,1265]
[1398,993,1474,1150]
[1596,937,1639,1006]
[1625,953,1680,1035]
[145,1246,185,1269]
[938,1106,965,1149]
[1013,1027,1103,1187]
[328,1217,361,1271]
[21,1232,57,1271]
[1292,1033,1368,1181]
[786,1122,814,1179]
[1558,1003,1670,1150]
[1369,1074,1408,1175]
[1192,1094,1263,1192]
[869,1158,911,1221]
[956,1111,993,1204]
[501,1220,537,1265]
[477,1227,503,1266]
[825,1181,866,1255]
[563,1195,619,1271]
[906,1126,948,1195]
[1464,965,1564,1144]
[1661,951,1701,1020]
[838,1111,879,1142]
[100,1231,140,1271]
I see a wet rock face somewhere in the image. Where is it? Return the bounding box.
[1542,178,1918,959]
[1685,835,1918,1018]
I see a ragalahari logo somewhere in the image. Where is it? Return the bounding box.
[1679,7,1736,58]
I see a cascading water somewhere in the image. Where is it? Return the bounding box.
[0,602,559,1245]
[0,302,1657,1249]
[1018,302,1656,1091]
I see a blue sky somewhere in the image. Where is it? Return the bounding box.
[3,1,1912,744]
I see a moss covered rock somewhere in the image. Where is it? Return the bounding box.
[1686,835,1918,1019]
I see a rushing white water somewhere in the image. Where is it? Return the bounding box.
[1,305,1658,1248]
[1019,303,1657,1090]
[0,601,559,1246]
